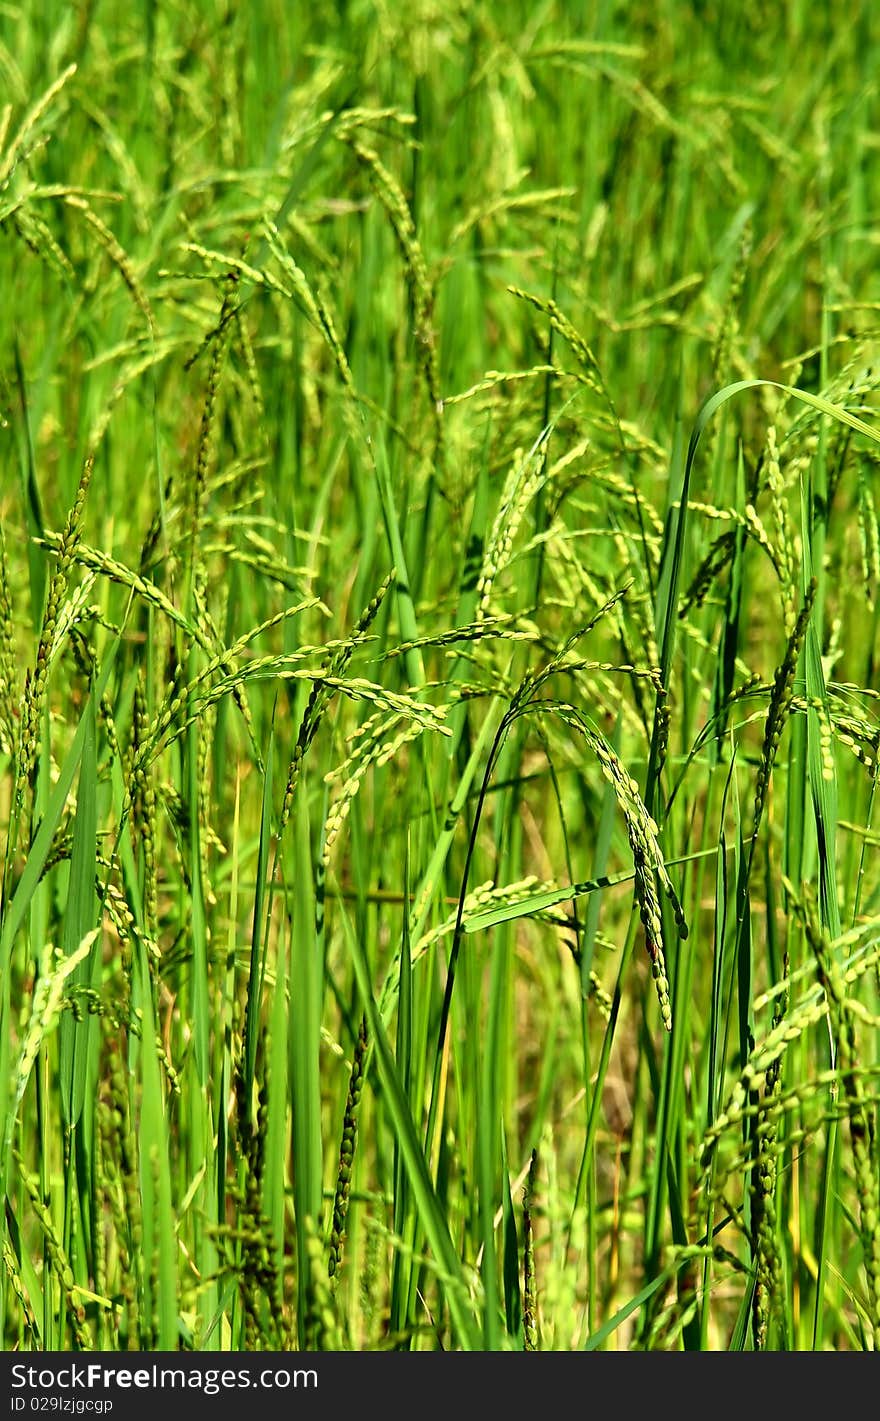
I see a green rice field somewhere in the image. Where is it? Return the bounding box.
[1,0,879,1351]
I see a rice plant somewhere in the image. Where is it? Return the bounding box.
[1,0,879,1353]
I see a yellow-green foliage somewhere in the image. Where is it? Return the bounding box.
[1,0,880,1356]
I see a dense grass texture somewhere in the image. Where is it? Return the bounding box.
[1,0,880,1352]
